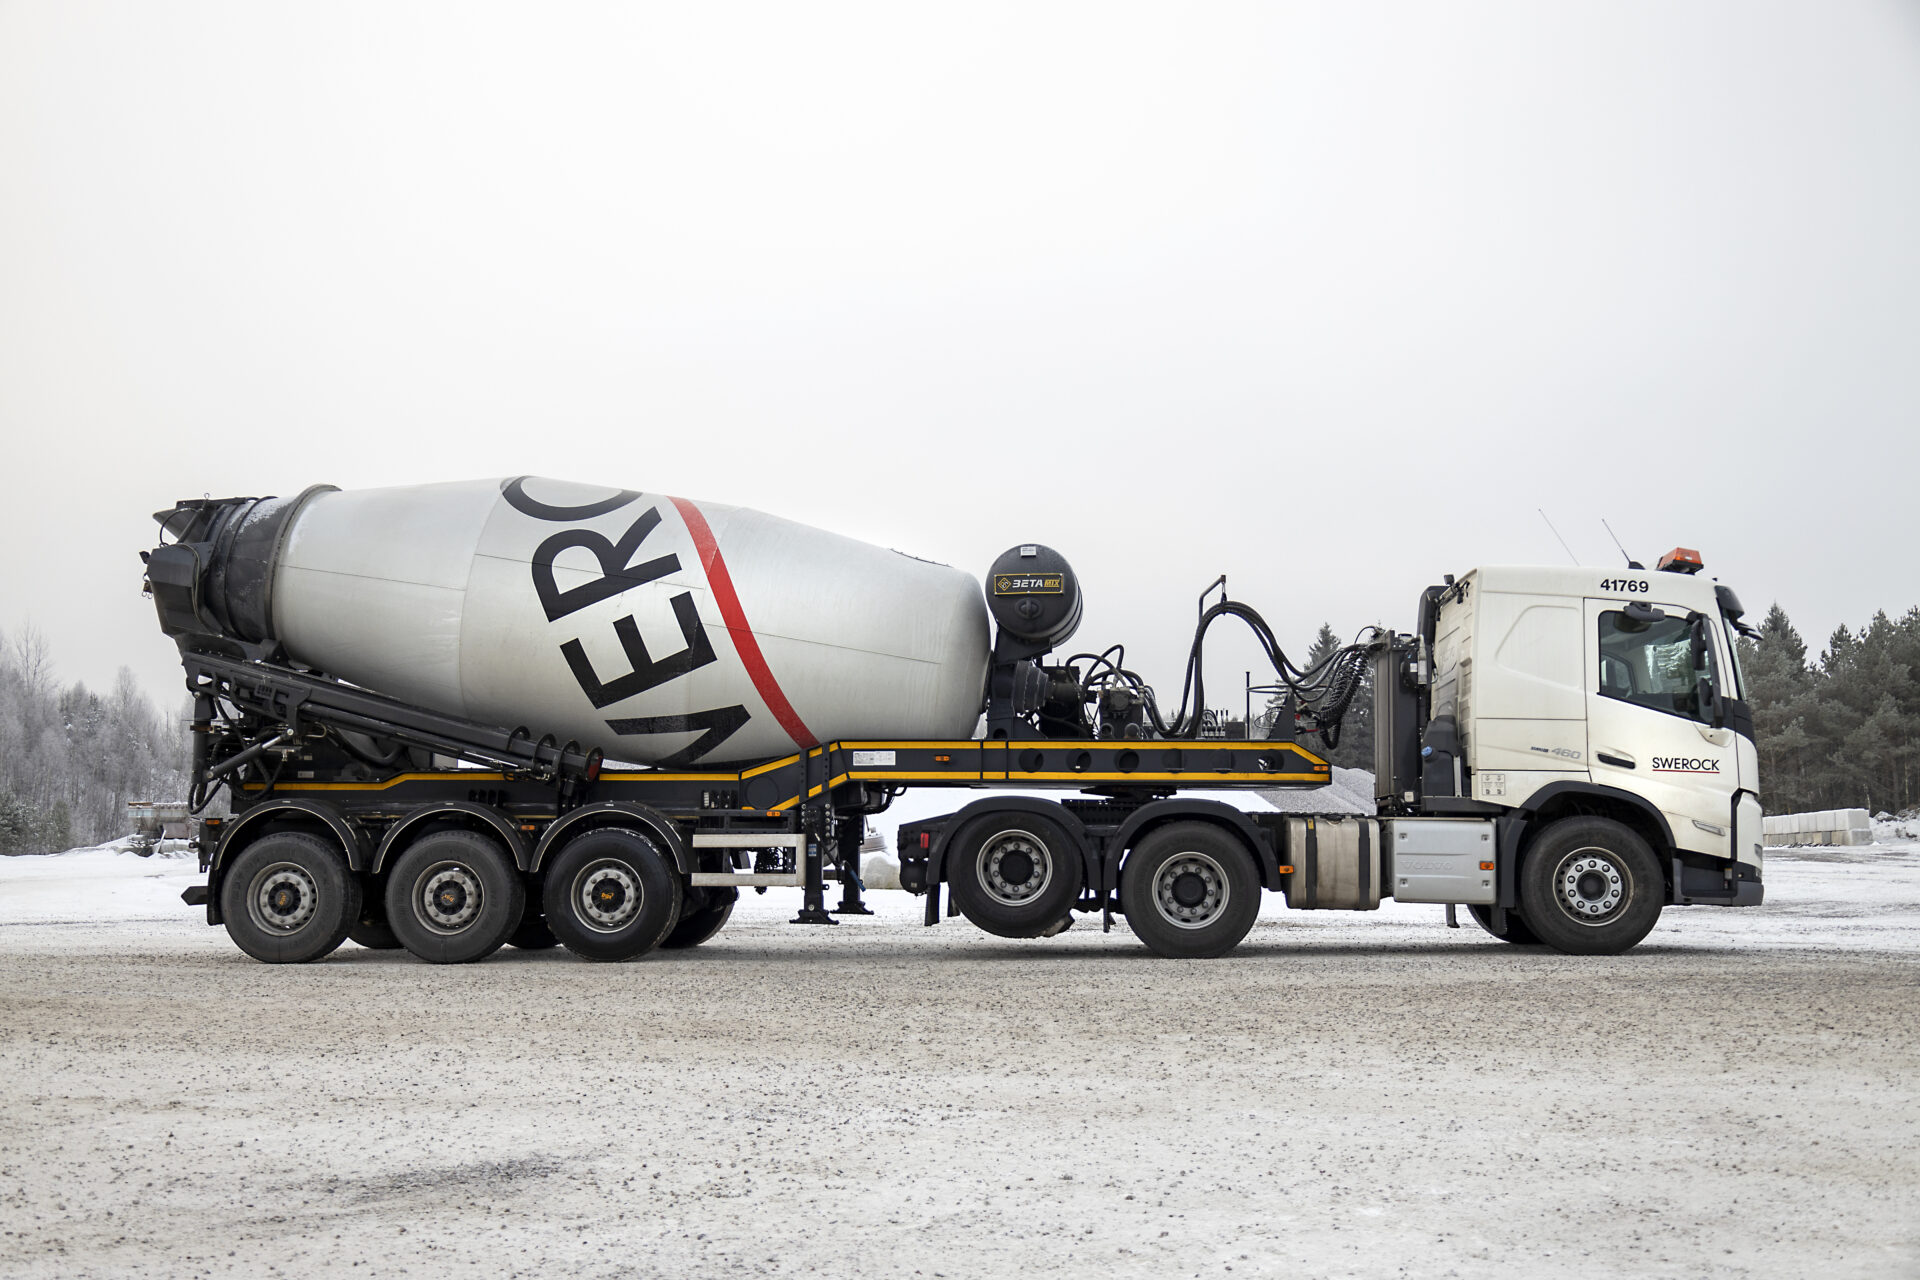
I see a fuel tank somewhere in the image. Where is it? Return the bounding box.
[149,477,990,766]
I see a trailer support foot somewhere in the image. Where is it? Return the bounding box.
[791,832,839,925]
[831,816,874,916]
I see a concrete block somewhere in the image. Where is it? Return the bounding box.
[1763,807,1872,847]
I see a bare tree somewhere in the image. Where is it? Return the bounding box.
[0,625,192,853]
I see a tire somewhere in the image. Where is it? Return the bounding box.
[384,830,524,964]
[661,886,737,949]
[347,888,403,950]
[1517,817,1664,956]
[1466,903,1543,946]
[541,827,683,962]
[1119,822,1261,959]
[219,832,361,964]
[508,909,559,951]
[946,814,1085,939]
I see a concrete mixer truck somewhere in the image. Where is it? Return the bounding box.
[136,477,1764,966]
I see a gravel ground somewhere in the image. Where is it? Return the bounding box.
[2,847,1917,1279]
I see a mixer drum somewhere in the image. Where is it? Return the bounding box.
[202,477,989,767]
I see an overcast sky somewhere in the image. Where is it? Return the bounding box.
[3,2,1917,717]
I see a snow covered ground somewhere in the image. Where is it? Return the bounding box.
[8,811,1917,955]
[3,827,1917,1279]
[0,839,202,926]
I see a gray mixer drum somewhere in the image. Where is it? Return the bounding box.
[252,477,989,766]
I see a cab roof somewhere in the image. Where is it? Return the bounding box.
[1457,564,1730,614]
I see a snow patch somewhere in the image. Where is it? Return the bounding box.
[0,840,206,925]
[861,850,902,891]
[1874,814,1920,843]
[1259,766,1375,814]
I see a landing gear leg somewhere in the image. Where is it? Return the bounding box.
[832,815,874,916]
[791,822,837,925]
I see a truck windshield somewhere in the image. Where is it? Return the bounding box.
[1598,611,1717,723]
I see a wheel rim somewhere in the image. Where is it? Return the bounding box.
[1152,851,1229,930]
[246,862,318,934]
[977,830,1052,907]
[1551,846,1628,925]
[411,861,484,935]
[573,859,642,933]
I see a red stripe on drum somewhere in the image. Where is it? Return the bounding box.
[667,496,818,751]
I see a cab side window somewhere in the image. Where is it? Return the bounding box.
[1597,611,1715,722]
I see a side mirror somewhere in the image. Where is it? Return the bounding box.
[1688,612,1725,729]
[1696,672,1724,729]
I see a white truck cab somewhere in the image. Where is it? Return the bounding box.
[1372,550,1762,953]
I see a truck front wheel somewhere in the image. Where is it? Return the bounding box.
[219,832,361,964]
[1518,817,1663,955]
[542,828,683,961]
[947,814,1085,939]
[1119,823,1261,959]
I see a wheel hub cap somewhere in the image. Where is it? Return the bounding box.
[981,832,1051,907]
[418,864,483,932]
[1153,853,1227,930]
[250,865,317,934]
[1556,851,1625,922]
[577,862,642,931]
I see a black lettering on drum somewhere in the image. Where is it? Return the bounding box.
[604,705,752,769]
[533,505,681,621]
[501,476,641,522]
[562,595,718,708]
[510,477,755,766]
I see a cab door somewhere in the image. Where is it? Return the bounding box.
[1721,628,1765,874]
[1584,598,1740,859]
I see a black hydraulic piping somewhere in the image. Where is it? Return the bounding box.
[182,649,599,784]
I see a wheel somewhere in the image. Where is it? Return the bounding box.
[1466,903,1542,945]
[661,886,737,949]
[508,908,559,951]
[541,827,684,962]
[219,832,361,964]
[1517,817,1664,955]
[1119,822,1260,959]
[347,887,403,949]
[946,814,1085,939]
[384,830,524,964]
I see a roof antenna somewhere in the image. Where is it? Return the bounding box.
[1601,518,1645,570]
[1537,509,1579,566]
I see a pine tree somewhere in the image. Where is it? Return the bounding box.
[1741,603,1817,810]
[1739,603,1920,814]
